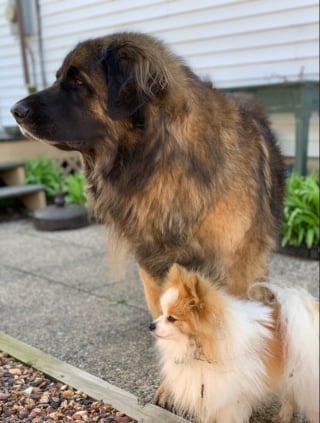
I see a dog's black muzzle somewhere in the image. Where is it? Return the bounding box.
[11,100,30,125]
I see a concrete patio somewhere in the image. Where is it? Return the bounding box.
[0,218,319,422]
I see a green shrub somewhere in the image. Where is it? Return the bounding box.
[25,157,62,201]
[25,157,87,206]
[62,173,87,206]
[281,173,319,248]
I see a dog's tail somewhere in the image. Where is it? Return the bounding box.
[258,283,319,421]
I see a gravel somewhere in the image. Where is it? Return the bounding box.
[0,352,136,423]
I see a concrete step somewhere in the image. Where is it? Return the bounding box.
[0,161,25,170]
[0,184,46,211]
[0,161,25,185]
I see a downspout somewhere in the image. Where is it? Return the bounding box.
[35,0,47,88]
[15,0,35,93]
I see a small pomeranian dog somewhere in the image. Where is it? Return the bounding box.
[150,264,319,423]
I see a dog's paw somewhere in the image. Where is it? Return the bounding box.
[154,380,171,409]
[278,401,294,423]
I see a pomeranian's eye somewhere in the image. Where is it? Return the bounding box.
[167,315,177,323]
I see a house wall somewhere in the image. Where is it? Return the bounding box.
[0,0,318,160]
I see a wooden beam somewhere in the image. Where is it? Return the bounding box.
[0,332,188,423]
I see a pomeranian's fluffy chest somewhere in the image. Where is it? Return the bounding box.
[159,339,271,422]
[154,287,276,422]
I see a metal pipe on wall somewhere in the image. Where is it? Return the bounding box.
[35,0,47,88]
[15,0,36,93]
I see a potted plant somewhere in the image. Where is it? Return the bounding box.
[62,172,87,206]
[280,172,319,260]
[25,157,88,230]
[25,156,62,202]
[25,157,87,206]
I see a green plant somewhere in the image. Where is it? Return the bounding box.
[25,157,87,206]
[25,157,62,201]
[281,172,319,248]
[62,173,87,206]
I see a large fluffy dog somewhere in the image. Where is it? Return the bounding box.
[11,32,284,318]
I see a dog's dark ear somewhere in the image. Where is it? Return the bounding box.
[103,40,170,120]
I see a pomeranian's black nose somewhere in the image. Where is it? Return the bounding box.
[11,101,30,122]
[149,322,156,331]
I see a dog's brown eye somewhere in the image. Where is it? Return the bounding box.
[74,78,84,87]
[167,316,177,323]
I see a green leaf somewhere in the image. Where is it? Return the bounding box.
[25,156,63,202]
[306,228,314,249]
[62,173,87,206]
[281,172,320,247]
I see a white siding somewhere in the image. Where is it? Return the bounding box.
[0,0,318,157]
[271,113,319,158]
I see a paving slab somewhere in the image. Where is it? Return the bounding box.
[0,262,158,404]
[0,218,319,422]
[29,221,108,251]
[0,231,89,268]
[270,252,319,295]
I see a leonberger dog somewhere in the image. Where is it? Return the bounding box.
[11,32,284,318]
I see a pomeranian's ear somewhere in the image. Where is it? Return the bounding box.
[187,274,202,308]
[168,265,203,309]
[186,274,199,297]
[168,263,185,280]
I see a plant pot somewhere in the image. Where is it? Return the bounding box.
[33,192,89,231]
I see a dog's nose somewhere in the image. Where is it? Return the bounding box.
[11,101,30,122]
[149,322,156,331]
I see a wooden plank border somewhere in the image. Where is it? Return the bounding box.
[0,331,188,423]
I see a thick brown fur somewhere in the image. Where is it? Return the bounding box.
[11,32,285,317]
